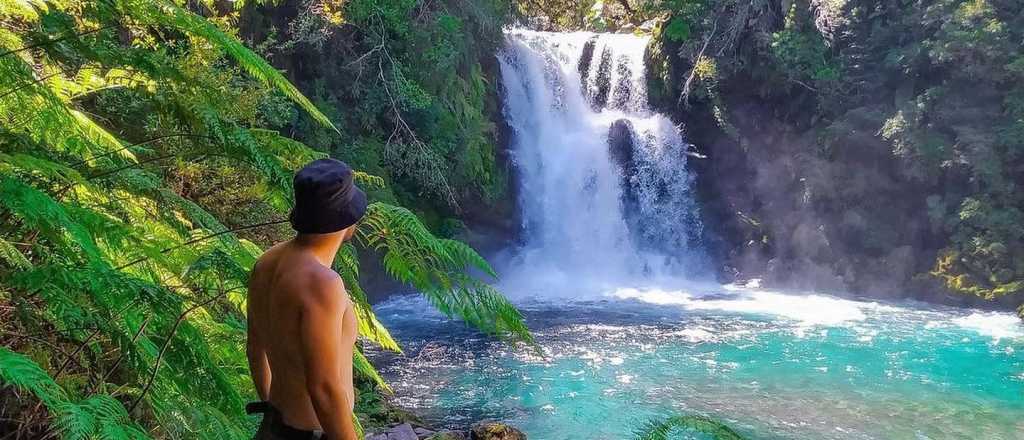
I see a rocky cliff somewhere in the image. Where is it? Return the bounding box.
[643,0,1024,312]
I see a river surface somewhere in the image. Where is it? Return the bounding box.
[368,29,1024,439]
[370,285,1024,439]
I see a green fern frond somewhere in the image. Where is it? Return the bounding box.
[354,171,386,189]
[354,348,391,394]
[0,347,68,408]
[0,237,31,269]
[358,202,531,343]
[185,249,250,293]
[0,177,104,261]
[439,238,497,278]
[138,1,339,133]
[0,152,86,185]
[0,49,131,162]
[335,243,402,352]
[633,414,746,440]
[55,395,149,440]
[0,348,149,439]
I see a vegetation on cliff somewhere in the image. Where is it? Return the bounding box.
[0,0,529,438]
[640,0,1023,313]
[240,0,519,234]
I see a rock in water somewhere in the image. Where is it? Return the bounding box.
[607,118,636,179]
[414,427,436,439]
[425,431,466,440]
[386,423,418,440]
[469,421,526,440]
[608,118,642,235]
[577,36,598,81]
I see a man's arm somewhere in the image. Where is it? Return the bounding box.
[247,271,271,400]
[300,272,358,440]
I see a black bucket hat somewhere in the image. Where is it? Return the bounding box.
[289,158,368,234]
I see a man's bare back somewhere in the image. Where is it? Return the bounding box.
[247,158,367,440]
[248,238,358,425]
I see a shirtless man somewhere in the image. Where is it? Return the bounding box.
[246,159,368,440]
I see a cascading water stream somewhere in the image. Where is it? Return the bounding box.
[497,30,706,289]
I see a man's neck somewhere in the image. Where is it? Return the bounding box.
[291,231,345,267]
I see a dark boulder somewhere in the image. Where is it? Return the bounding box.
[469,421,526,440]
[425,431,466,440]
[577,36,598,82]
[607,118,636,179]
[589,46,613,110]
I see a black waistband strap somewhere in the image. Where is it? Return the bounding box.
[246,401,325,440]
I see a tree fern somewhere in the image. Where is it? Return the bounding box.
[354,348,391,393]
[0,177,105,261]
[633,414,747,440]
[55,395,149,440]
[0,347,68,408]
[1,2,530,439]
[127,0,339,133]
[0,348,149,439]
[358,202,532,343]
[0,236,31,269]
[336,243,402,352]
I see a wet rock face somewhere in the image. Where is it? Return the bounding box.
[368,421,522,440]
[424,431,466,440]
[607,118,643,238]
[589,47,613,110]
[607,119,636,177]
[469,421,526,440]
[610,61,634,109]
[577,36,597,82]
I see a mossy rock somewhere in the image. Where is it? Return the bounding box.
[469,421,526,440]
[426,431,466,440]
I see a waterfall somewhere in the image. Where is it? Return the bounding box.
[497,30,706,288]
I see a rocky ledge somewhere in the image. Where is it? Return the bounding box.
[367,420,526,440]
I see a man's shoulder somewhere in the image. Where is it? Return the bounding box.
[297,265,346,308]
[251,242,286,275]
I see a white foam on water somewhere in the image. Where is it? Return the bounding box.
[667,327,716,342]
[951,312,1024,340]
[610,286,869,327]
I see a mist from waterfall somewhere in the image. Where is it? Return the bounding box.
[496,30,706,292]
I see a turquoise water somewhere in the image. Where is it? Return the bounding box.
[370,285,1024,439]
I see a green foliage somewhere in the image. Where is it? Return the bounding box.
[358,203,531,342]
[663,17,692,42]
[633,413,746,440]
[878,0,1024,301]
[0,348,149,439]
[273,0,512,215]
[771,4,840,83]
[658,0,709,43]
[135,1,339,133]
[648,0,1024,308]
[512,0,601,30]
[0,1,529,438]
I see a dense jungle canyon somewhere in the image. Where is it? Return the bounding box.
[1,0,1023,439]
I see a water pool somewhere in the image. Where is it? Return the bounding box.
[369,285,1024,440]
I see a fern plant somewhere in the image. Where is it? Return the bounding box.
[0,348,149,439]
[0,1,530,439]
[633,414,746,440]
